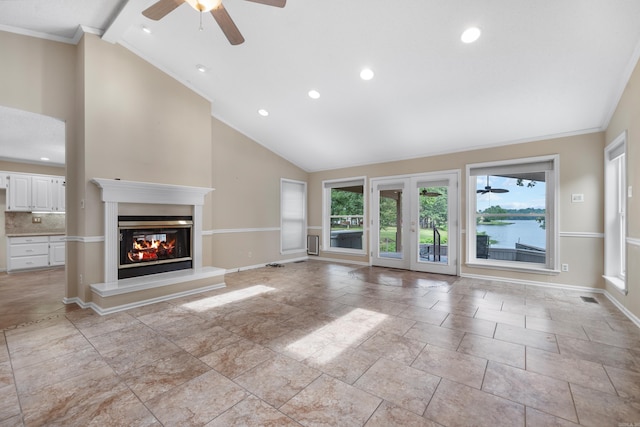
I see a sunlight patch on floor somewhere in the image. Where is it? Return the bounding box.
[181,285,276,312]
[286,308,388,362]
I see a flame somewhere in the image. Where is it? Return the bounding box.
[128,238,177,263]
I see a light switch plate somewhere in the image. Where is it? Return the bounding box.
[571,193,584,203]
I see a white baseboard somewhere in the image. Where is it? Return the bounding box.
[313,256,370,266]
[63,282,226,315]
[460,272,602,293]
[602,290,640,328]
[226,256,310,274]
[460,272,640,328]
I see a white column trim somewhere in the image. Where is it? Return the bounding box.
[193,205,203,271]
[104,201,118,283]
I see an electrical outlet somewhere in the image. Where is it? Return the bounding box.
[561,264,569,272]
[32,216,42,223]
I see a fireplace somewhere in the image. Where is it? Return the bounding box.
[90,178,222,311]
[118,216,193,279]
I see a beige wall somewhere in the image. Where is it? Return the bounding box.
[605,58,640,318]
[211,117,308,268]
[72,34,213,301]
[309,132,606,288]
[0,31,74,276]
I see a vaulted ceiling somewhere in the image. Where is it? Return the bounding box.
[1,0,640,171]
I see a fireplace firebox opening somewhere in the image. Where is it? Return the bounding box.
[118,216,193,280]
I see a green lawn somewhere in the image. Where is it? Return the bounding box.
[331,225,449,252]
[379,226,448,252]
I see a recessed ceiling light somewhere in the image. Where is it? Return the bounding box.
[258,109,269,117]
[360,68,374,81]
[461,27,481,43]
[40,157,49,161]
[308,90,320,99]
[142,26,152,34]
[196,64,207,73]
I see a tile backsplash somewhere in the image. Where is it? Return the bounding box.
[5,211,65,235]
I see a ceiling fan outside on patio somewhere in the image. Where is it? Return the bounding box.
[420,189,442,197]
[142,0,286,45]
[477,176,509,195]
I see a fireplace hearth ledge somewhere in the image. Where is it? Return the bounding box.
[90,266,225,297]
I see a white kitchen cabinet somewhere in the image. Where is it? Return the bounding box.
[31,175,52,211]
[49,235,66,266]
[7,236,50,271]
[7,235,66,271]
[6,173,64,212]
[7,173,32,211]
[50,177,66,212]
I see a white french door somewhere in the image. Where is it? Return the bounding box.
[371,171,459,275]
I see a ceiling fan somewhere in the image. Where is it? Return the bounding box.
[420,189,442,197]
[142,0,286,45]
[477,176,509,195]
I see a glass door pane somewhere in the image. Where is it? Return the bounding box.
[418,185,448,265]
[378,186,404,260]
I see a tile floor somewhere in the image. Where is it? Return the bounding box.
[1,261,640,426]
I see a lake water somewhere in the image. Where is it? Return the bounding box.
[477,220,546,249]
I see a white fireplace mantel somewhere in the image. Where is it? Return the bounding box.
[92,178,213,206]
[91,178,215,288]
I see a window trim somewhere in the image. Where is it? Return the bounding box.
[280,178,307,255]
[466,155,559,274]
[322,176,367,255]
[603,131,627,295]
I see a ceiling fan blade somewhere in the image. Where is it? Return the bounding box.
[490,188,509,193]
[142,0,184,20]
[244,0,286,7]
[211,5,245,45]
[477,190,488,194]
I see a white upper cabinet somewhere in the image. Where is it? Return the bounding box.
[5,173,65,212]
[50,177,66,212]
[31,175,52,211]
[7,174,32,211]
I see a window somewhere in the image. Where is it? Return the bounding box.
[604,132,627,293]
[466,156,558,272]
[281,179,307,254]
[323,177,366,253]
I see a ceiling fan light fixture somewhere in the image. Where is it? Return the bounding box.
[461,27,481,44]
[185,0,222,13]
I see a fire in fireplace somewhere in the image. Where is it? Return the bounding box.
[118,216,193,279]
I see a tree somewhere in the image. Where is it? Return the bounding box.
[379,196,397,228]
[420,186,448,230]
[331,189,363,215]
[480,205,507,222]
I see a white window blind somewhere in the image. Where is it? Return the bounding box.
[281,179,307,253]
[604,132,627,291]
